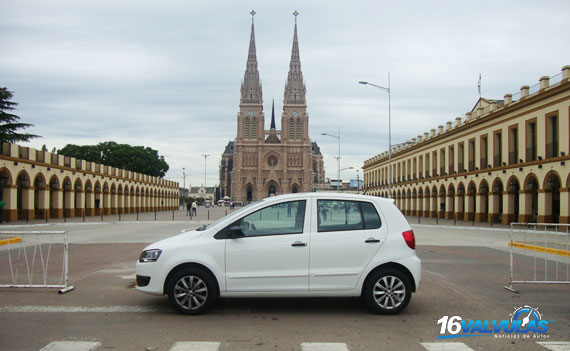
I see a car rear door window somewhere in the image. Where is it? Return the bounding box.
[317,200,381,232]
[317,200,363,232]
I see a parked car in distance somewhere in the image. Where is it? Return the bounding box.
[136,193,421,315]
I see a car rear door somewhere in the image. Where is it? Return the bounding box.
[309,198,388,291]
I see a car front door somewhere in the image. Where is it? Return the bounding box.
[309,199,387,291]
[224,199,310,292]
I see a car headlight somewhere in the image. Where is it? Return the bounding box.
[139,249,162,263]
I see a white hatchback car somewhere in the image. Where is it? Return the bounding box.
[136,193,421,315]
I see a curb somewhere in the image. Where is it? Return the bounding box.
[411,224,511,232]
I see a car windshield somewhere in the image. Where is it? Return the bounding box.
[195,200,264,231]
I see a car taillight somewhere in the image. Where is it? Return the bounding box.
[402,230,415,250]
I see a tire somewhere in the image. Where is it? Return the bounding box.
[167,268,217,315]
[363,268,412,315]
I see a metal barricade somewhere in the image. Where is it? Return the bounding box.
[504,223,569,293]
[0,231,74,294]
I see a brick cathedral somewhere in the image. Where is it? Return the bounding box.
[219,11,325,202]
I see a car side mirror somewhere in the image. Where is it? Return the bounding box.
[228,225,244,239]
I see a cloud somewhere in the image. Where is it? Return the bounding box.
[1,0,569,185]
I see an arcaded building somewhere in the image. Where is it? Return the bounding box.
[0,143,179,222]
[363,65,570,224]
[219,13,325,202]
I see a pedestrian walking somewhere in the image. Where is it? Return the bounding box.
[192,201,197,216]
[186,202,191,216]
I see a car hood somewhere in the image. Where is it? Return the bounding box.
[144,230,205,250]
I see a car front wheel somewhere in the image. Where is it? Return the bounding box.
[167,268,217,315]
[363,268,412,314]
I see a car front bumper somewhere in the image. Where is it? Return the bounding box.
[135,260,168,296]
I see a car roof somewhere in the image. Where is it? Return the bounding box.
[261,192,394,205]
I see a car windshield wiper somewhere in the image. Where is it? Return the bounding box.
[196,225,208,231]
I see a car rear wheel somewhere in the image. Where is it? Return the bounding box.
[363,268,411,314]
[167,268,217,315]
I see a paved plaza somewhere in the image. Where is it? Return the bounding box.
[0,208,568,351]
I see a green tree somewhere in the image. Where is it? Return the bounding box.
[58,141,169,177]
[0,87,40,143]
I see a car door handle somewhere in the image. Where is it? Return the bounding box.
[365,238,380,243]
[291,241,307,247]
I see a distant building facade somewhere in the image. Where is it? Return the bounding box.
[0,143,179,222]
[188,186,216,202]
[219,13,325,202]
[363,65,570,224]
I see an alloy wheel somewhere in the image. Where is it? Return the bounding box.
[173,275,209,311]
[373,275,406,310]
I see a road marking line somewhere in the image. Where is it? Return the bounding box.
[538,342,570,351]
[39,341,101,351]
[0,305,165,313]
[301,343,349,351]
[0,221,212,229]
[421,342,474,351]
[170,342,220,351]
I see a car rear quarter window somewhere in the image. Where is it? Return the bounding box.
[360,201,382,229]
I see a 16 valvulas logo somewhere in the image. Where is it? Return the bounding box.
[437,305,550,339]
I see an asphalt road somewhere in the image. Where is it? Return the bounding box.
[0,211,568,351]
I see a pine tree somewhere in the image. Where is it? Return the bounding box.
[0,87,40,143]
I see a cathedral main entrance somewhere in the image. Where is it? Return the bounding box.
[268,184,276,197]
[247,186,253,202]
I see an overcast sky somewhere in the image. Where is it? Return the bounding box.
[1,0,569,187]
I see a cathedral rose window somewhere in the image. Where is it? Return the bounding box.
[267,156,278,167]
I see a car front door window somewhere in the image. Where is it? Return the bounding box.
[240,200,306,237]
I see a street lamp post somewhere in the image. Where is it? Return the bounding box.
[322,127,341,191]
[182,168,187,189]
[360,73,392,198]
[202,155,210,188]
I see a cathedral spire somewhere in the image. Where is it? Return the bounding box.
[241,10,262,105]
[284,10,306,105]
[270,99,276,130]
[247,10,257,65]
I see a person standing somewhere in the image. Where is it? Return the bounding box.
[0,200,5,223]
[192,201,197,216]
[186,202,191,216]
